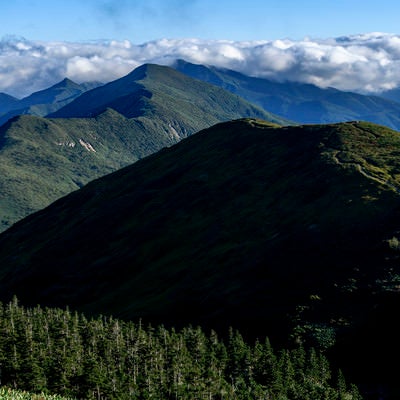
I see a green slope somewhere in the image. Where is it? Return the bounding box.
[0,110,162,231]
[0,64,288,233]
[49,63,289,129]
[0,300,361,400]
[1,118,400,396]
[0,387,74,400]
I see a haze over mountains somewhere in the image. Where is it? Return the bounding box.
[0,79,101,126]
[173,59,400,130]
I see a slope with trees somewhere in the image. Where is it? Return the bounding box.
[0,298,361,399]
[1,118,400,397]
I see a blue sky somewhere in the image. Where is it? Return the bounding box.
[2,0,400,97]
[0,0,399,43]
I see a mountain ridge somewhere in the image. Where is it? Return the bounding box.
[0,78,103,126]
[0,119,399,334]
[0,92,19,111]
[0,65,287,232]
[2,117,400,396]
[173,59,400,130]
[48,64,288,126]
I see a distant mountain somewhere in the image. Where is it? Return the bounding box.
[0,64,288,232]
[379,87,400,103]
[173,59,400,130]
[0,93,19,112]
[17,78,101,110]
[0,79,103,126]
[1,118,400,398]
[49,63,288,126]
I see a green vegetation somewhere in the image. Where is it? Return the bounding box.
[49,64,289,128]
[0,387,74,400]
[3,118,400,397]
[0,65,288,233]
[0,298,361,400]
[0,111,146,232]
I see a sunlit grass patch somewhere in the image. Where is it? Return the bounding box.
[0,387,75,400]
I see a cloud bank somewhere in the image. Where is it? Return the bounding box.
[2,33,400,98]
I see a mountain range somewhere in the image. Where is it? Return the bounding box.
[0,63,286,232]
[1,118,400,397]
[47,63,285,125]
[4,59,400,235]
[1,56,400,398]
[173,59,400,130]
[3,59,400,131]
[0,79,102,126]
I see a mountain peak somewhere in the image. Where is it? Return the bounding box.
[0,92,19,110]
[53,77,79,88]
[0,78,103,126]
[123,63,177,82]
[48,63,288,124]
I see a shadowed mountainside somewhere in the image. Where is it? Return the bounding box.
[1,118,400,397]
[0,64,288,232]
[0,92,19,112]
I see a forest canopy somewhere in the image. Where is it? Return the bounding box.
[0,297,361,399]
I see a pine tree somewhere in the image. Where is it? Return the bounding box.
[0,298,364,400]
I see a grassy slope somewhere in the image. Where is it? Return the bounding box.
[2,118,400,394]
[0,120,398,316]
[0,387,75,400]
[0,110,169,231]
[0,387,74,400]
[0,65,288,233]
[49,64,290,128]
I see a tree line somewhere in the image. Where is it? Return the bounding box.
[0,297,361,399]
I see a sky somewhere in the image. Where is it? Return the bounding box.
[1,0,400,97]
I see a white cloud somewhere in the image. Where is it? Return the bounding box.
[2,33,400,98]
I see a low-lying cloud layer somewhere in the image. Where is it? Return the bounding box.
[2,33,400,98]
